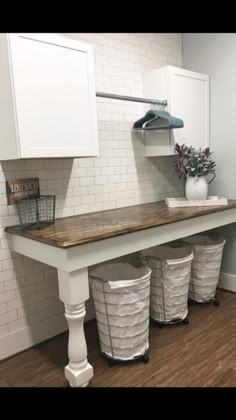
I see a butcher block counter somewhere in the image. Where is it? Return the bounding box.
[5,200,236,248]
[5,200,236,387]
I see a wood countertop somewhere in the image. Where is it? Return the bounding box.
[5,200,236,249]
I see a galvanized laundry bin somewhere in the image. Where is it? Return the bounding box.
[89,262,152,365]
[182,234,225,305]
[141,245,193,325]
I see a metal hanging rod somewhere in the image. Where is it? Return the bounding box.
[96,91,167,107]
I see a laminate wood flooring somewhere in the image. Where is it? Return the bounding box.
[0,289,235,387]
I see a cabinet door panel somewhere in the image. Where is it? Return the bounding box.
[169,68,209,150]
[10,34,98,157]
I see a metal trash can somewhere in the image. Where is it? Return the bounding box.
[141,245,193,325]
[182,234,225,305]
[89,262,152,365]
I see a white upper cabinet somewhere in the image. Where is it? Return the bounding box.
[0,33,98,159]
[144,66,209,155]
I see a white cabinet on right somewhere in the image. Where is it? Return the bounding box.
[144,66,209,155]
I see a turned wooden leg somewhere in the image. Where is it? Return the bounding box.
[57,267,93,387]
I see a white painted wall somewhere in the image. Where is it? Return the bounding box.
[0,33,183,359]
[183,33,236,279]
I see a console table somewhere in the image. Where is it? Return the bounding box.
[5,200,236,387]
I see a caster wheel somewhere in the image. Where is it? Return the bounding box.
[157,323,164,328]
[142,354,149,364]
[107,359,116,367]
[183,317,189,325]
[213,300,220,307]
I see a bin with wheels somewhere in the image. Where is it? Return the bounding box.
[141,245,193,325]
[89,262,152,365]
[182,234,225,305]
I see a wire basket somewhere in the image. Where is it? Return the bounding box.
[89,262,151,363]
[140,244,193,325]
[17,195,56,229]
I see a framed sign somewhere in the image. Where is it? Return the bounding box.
[6,177,40,205]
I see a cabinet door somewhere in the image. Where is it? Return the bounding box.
[9,33,98,158]
[168,67,209,150]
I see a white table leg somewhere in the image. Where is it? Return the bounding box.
[57,267,93,387]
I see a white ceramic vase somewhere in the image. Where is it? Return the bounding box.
[185,175,208,200]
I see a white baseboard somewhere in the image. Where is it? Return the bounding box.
[219,272,236,293]
[0,299,96,361]
[0,313,68,361]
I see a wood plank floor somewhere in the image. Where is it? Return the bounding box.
[0,289,235,387]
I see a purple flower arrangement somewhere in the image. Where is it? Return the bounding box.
[174,143,216,183]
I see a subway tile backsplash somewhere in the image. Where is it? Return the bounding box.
[0,33,184,357]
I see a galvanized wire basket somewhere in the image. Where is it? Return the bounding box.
[17,195,56,229]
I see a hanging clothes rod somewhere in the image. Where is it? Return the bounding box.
[96,91,167,106]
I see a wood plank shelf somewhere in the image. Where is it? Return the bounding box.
[5,199,236,248]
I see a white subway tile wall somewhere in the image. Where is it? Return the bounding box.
[0,33,183,355]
